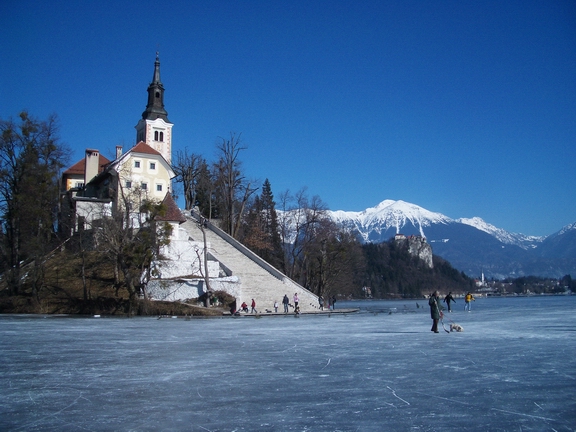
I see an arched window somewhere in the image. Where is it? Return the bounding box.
[154,131,159,141]
[159,131,164,142]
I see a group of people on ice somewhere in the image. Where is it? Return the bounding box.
[428,291,475,333]
[235,292,339,316]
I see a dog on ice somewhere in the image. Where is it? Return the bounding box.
[450,323,464,332]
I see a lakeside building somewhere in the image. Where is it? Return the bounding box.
[58,55,319,313]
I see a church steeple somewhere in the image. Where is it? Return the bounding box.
[135,53,174,164]
[141,52,169,122]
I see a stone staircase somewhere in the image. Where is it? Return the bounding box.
[148,212,320,313]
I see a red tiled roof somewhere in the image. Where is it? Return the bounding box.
[130,141,162,156]
[63,142,161,177]
[155,193,187,223]
[63,154,111,176]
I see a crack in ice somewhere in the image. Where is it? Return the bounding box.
[386,386,410,405]
[491,407,555,421]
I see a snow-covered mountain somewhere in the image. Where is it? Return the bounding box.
[328,200,576,279]
[455,217,543,249]
[331,200,452,241]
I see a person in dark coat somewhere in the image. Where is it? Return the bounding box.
[443,292,456,312]
[429,291,444,333]
[282,294,290,313]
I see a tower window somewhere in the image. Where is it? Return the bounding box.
[155,92,160,98]
[154,131,164,142]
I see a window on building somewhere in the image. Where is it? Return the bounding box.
[74,182,84,188]
[150,162,156,170]
[134,160,141,168]
[125,181,132,189]
[141,183,148,190]
[153,131,164,142]
[156,184,163,192]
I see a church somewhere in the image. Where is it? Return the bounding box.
[58,54,320,314]
[60,54,177,234]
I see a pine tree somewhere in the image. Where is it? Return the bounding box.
[240,179,284,271]
[258,179,284,270]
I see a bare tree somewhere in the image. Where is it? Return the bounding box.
[195,216,212,306]
[213,133,258,237]
[277,188,330,285]
[0,112,70,296]
[172,149,206,210]
[92,181,173,314]
[306,223,365,298]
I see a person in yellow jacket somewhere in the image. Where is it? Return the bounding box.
[464,292,475,312]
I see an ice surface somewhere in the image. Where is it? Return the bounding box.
[1,296,575,431]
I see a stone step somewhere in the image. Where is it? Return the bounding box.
[179,215,320,312]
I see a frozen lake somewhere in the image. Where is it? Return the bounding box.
[1,295,575,431]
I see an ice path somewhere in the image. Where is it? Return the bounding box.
[1,296,575,431]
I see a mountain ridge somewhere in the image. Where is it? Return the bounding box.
[327,199,575,279]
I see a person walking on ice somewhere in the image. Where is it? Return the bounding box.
[443,291,456,312]
[429,290,444,333]
[251,299,258,314]
[464,292,475,312]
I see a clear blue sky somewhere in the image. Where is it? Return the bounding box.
[2,1,575,237]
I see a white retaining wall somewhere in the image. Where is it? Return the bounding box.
[148,213,320,313]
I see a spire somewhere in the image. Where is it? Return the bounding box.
[152,51,162,84]
[142,52,169,121]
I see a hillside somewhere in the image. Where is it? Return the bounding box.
[360,239,475,299]
[0,249,230,316]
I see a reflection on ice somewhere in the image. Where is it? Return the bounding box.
[1,296,575,431]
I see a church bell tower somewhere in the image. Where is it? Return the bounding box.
[135,53,173,164]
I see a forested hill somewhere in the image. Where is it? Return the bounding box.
[360,239,475,299]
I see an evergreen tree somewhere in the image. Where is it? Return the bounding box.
[257,179,283,269]
[239,179,284,270]
[0,112,70,296]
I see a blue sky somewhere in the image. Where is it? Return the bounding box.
[2,0,575,237]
